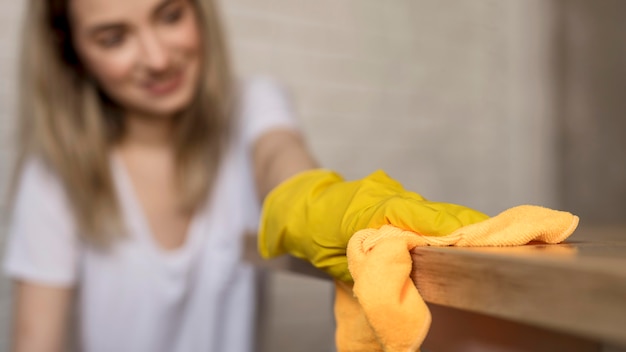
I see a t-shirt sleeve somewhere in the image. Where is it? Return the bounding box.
[237,76,299,147]
[3,159,79,287]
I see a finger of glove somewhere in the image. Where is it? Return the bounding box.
[365,197,490,237]
[360,171,426,201]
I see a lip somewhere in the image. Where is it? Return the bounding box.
[143,70,184,96]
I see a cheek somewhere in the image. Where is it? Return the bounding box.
[170,13,203,60]
[72,31,138,91]
[82,51,136,90]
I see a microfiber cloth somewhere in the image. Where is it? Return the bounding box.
[334,205,579,352]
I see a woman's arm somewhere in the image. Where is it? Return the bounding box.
[253,129,319,199]
[11,281,73,352]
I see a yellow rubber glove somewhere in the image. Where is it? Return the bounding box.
[258,169,489,282]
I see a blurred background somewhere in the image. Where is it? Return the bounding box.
[0,0,624,351]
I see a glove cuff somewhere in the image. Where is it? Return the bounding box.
[258,169,344,259]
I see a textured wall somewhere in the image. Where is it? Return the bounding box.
[3,0,618,350]
[221,0,559,214]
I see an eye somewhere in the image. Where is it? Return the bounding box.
[161,6,184,24]
[95,31,125,48]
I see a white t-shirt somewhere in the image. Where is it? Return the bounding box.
[3,77,298,352]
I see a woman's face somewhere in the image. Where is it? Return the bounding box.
[70,0,202,117]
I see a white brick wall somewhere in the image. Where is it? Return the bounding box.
[0,0,560,350]
[221,0,558,213]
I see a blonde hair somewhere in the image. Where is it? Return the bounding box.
[13,0,233,245]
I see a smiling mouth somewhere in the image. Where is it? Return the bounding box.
[143,70,184,96]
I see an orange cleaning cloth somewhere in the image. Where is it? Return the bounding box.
[335,205,579,352]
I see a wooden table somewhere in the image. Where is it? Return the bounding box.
[245,225,626,351]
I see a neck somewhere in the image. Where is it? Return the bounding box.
[119,111,176,150]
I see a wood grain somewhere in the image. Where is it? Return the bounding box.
[245,226,626,347]
[411,225,626,346]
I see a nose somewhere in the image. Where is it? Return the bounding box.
[138,30,171,72]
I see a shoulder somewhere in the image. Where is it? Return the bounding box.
[233,75,299,147]
[14,157,68,205]
[236,75,291,103]
[8,156,75,233]
[14,157,69,205]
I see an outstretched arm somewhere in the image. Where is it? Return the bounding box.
[253,128,318,200]
[254,134,489,281]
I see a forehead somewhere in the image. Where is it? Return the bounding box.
[69,0,166,27]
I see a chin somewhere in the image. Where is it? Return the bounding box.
[135,87,197,117]
[149,98,193,117]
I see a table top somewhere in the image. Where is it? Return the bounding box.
[244,225,626,346]
[410,225,626,346]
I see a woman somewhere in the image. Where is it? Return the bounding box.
[5,0,316,351]
[4,0,488,351]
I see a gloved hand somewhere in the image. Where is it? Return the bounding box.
[258,169,489,282]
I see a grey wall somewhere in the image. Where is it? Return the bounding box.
[554,0,626,224]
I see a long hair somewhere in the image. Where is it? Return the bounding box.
[12,0,234,245]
